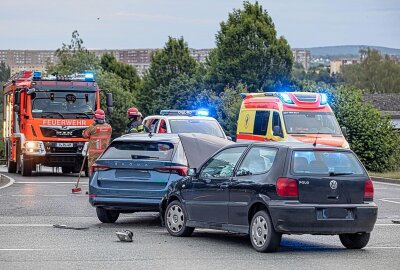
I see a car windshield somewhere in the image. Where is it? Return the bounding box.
[169,119,225,138]
[292,150,366,176]
[283,111,341,135]
[31,91,96,119]
[101,141,175,160]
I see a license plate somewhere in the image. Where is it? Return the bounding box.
[56,143,73,148]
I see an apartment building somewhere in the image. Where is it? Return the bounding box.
[330,59,359,75]
[292,49,311,70]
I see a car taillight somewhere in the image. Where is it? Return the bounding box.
[364,179,374,200]
[155,166,187,176]
[276,177,298,197]
[90,163,110,175]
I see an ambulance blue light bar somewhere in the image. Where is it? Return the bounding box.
[320,93,328,105]
[160,110,209,116]
[277,93,294,104]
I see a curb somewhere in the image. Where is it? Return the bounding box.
[0,173,15,190]
[371,176,400,185]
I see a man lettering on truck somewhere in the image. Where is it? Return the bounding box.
[82,109,112,175]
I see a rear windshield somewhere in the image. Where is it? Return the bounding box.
[169,119,225,138]
[101,141,175,160]
[292,150,366,176]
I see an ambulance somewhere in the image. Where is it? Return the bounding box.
[236,92,349,148]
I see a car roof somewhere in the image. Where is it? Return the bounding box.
[226,141,347,151]
[115,133,180,142]
[144,115,218,121]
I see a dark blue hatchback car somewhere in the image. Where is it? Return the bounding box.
[89,133,232,223]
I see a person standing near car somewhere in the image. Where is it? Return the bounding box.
[82,109,112,175]
[126,107,148,133]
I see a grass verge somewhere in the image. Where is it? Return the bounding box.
[369,171,400,180]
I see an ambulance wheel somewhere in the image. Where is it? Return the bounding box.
[21,156,33,177]
[7,160,17,173]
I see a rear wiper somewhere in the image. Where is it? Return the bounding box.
[131,155,159,160]
[329,172,354,176]
[42,112,65,118]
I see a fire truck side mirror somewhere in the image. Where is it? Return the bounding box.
[14,105,20,113]
[106,93,113,114]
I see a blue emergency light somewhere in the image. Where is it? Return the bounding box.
[32,71,42,81]
[196,109,209,116]
[278,93,294,104]
[320,93,328,105]
[84,72,95,82]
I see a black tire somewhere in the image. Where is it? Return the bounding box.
[96,207,120,223]
[165,200,194,237]
[7,160,17,173]
[62,166,73,174]
[339,233,370,249]
[21,156,33,177]
[249,210,281,252]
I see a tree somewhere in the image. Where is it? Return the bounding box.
[207,1,293,92]
[341,49,400,93]
[0,61,10,82]
[47,30,100,74]
[136,36,199,115]
[97,71,135,137]
[100,53,141,92]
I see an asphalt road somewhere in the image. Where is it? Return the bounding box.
[0,166,400,270]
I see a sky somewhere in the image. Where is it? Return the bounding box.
[0,0,399,50]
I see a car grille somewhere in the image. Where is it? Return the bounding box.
[40,127,86,138]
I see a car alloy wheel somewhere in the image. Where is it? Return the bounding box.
[167,204,185,233]
[251,215,268,247]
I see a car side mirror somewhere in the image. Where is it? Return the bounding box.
[341,126,347,137]
[106,93,113,114]
[273,125,283,138]
[188,168,197,176]
[227,136,232,141]
[27,88,36,95]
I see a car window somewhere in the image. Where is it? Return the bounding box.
[292,150,366,175]
[237,147,277,176]
[200,147,246,178]
[272,111,283,136]
[101,141,175,160]
[253,111,270,136]
[158,119,167,133]
[149,119,159,133]
[169,119,225,138]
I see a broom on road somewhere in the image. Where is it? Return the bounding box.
[72,155,87,193]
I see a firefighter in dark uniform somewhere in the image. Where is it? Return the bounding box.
[126,107,148,133]
[82,109,112,175]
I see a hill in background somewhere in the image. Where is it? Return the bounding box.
[296,45,400,58]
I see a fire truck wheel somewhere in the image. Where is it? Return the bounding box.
[7,160,17,173]
[21,156,33,177]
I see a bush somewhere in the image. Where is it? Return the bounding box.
[334,86,400,172]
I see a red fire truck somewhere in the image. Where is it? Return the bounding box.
[2,71,113,176]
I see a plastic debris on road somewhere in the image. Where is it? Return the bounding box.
[116,230,133,242]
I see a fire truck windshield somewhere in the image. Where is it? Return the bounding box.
[283,111,341,135]
[31,91,96,119]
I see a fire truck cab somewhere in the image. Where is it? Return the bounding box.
[236,92,349,148]
[2,71,113,176]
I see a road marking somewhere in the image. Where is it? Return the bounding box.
[0,249,46,251]
[368,247,400,249]
[11,194,35,197]
[0,174,15,190]
[0,224,53,227]
[43,195,68,197]
[375,224,400,226]
[15,182,87,184]
[373,182,400,187]
[379,199,400,205]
